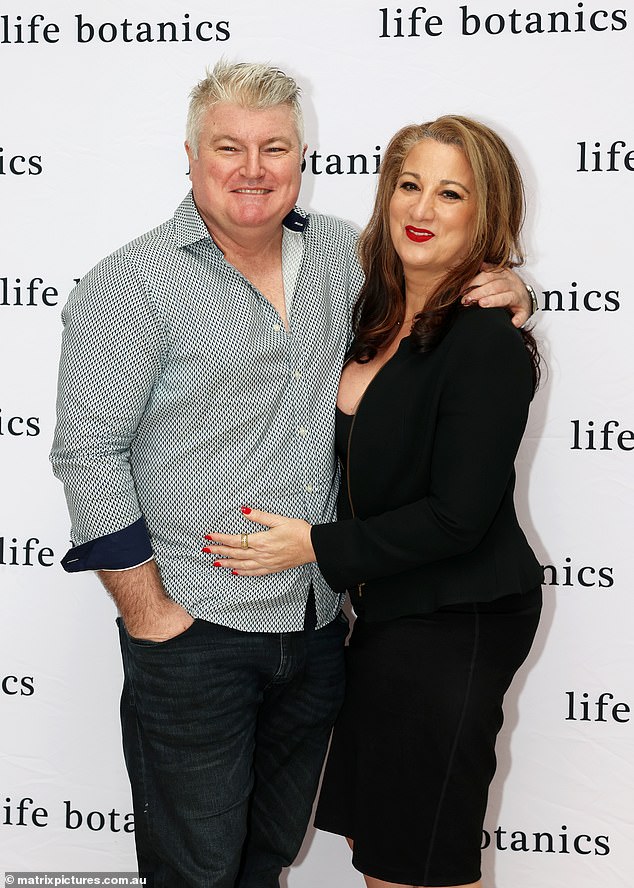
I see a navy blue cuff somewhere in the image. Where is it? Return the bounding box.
[61,517,153,573]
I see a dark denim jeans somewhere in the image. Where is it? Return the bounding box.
[117,608,348,887]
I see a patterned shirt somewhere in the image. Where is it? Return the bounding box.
[51,191,363,632]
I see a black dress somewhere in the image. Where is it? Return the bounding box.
[314,405,542,887]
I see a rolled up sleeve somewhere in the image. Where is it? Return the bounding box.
[50,255,164,562]
[60,516,153,573]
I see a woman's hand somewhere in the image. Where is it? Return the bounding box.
[202,508,316,576]
[461,264,534,327]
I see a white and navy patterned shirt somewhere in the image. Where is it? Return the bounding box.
[51,191,363,632]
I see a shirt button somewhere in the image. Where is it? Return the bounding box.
[298,427,308,437]
[293,370,302,380]
[305,483,314,493]
[272,323,282,332]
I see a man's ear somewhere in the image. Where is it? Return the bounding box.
[184,141,193,177]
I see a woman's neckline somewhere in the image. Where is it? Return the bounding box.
[336,335,412,417]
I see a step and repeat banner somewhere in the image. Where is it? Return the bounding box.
[1,1,632,884]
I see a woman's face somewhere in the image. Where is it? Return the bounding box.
[389,139,477,288]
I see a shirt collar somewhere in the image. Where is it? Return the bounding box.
[173,191,213,248]
[282,207,308,232]
[173,191,309,249]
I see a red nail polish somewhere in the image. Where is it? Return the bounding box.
[202,546,212,554]
[241,506,252,515]
[231,569,239,575]
[213,561,222,567]
[204,534,214,541]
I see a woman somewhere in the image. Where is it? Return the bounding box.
[206,115,543,888]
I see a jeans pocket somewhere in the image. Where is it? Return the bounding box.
[118,615,200,648]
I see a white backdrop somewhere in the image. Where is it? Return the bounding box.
[1,1,632,884]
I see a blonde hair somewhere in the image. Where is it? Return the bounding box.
[186,60,304,157]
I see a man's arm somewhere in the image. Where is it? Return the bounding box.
[461,265,535,327]
[51,255,163,549]
[51,254,193,640]
[99,560,193,642]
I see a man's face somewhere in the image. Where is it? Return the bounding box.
[186,102,306,244]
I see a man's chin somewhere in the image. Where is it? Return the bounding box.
[231,203,294,229]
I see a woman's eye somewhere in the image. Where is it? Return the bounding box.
[400,181,418,191]
[442,189,462,200]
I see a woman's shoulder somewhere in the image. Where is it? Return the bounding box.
[442,306,532,372]
[453,304,518,334]
[447,306,525,349]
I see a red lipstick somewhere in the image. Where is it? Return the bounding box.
[405,226,434,243]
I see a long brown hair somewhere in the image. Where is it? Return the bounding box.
[351,115,539,389]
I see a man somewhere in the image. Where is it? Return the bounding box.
[51,61,533,886]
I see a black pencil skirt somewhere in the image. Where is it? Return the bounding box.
[314,587,542,887]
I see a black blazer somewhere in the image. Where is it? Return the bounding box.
[311,307,543,621]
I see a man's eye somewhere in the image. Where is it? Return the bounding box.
[218,146,237,152]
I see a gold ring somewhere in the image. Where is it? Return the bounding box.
[240,533,249,549]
